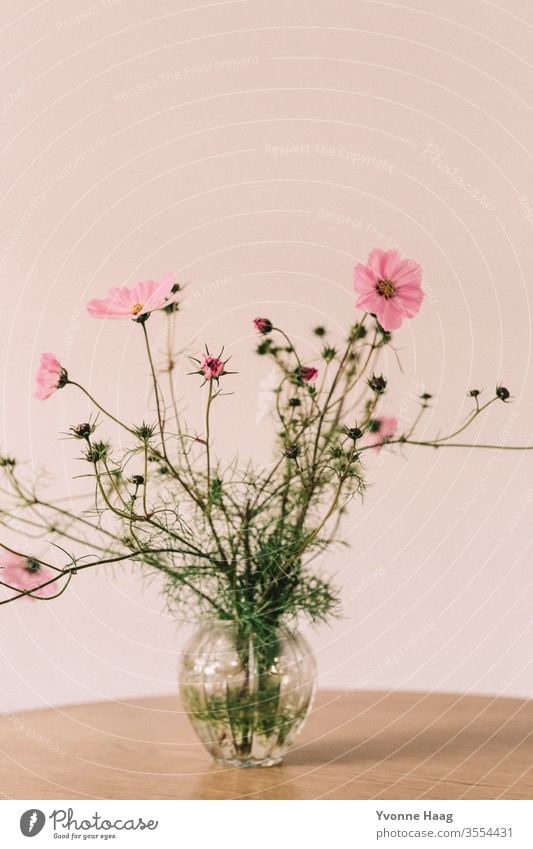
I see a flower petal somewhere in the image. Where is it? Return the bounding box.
[393,258,422,287]
[34,353,64,400]
[87,287,136,319]
[139,275,175,313]
[354,262,378,294]
[396,285,424,317]
[366,248,387,277]
[0,553,59,599]
[381,250,404,280]
[355,291,381,313]
[375,297,405,331]
[87,276,176,319]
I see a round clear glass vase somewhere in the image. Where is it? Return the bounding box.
[179,620,316,767]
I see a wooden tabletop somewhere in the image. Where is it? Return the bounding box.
[1,690,532,800]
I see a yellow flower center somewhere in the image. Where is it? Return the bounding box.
[131,303,144,315]
[376,279,396,299]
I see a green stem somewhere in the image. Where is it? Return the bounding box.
[404,403,429,439]
[103,460,128,508]
[142,443,149,517]
[430,398,498,444]
[205,380,213,506]
[396,439,533,451]
[141,322,168,452]
[0,549,227,611]
[68,382,135,434]
[0,541,56,570]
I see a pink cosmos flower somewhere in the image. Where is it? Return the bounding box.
[253,317,273,334]
[87,274,177,320]
[34,353,68,400]
[354,248,424,331]
[298,366,318,382]
[201,355,225,380]
[0,552,59,599]
[366,416,398,451]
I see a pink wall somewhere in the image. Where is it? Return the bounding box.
[1,0,532,712]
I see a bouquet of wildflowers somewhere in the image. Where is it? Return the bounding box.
[0,248,524,640]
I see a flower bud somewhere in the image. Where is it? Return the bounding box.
[132,475,145,486]
[322,346,337,362]
[253,317,273,334]
[85,441,111,463]
[201,355,225,380]
[134,423,156,440]
[163,282,182,314]
[349,323,367,341]
[256,339,273,355]
[347,427,363,440]
[296,366,318,383]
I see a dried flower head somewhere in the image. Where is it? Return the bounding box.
[70,423,95,439]
[133,423,156,441]
[367,374,387,394]
[284,444,300,459]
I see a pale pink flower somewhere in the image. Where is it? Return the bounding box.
[87,274,177,320]
[201,355,225,380]
[34,353,68,400]
[366,416,398,451]
[354,248,423,331]
[0,552,59,599]
[298,366,318,382]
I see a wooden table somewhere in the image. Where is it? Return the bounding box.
[1,690,532,799]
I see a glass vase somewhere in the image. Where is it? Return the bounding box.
[179,620,316,767]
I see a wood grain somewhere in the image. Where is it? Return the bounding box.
[0,690,531,799]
